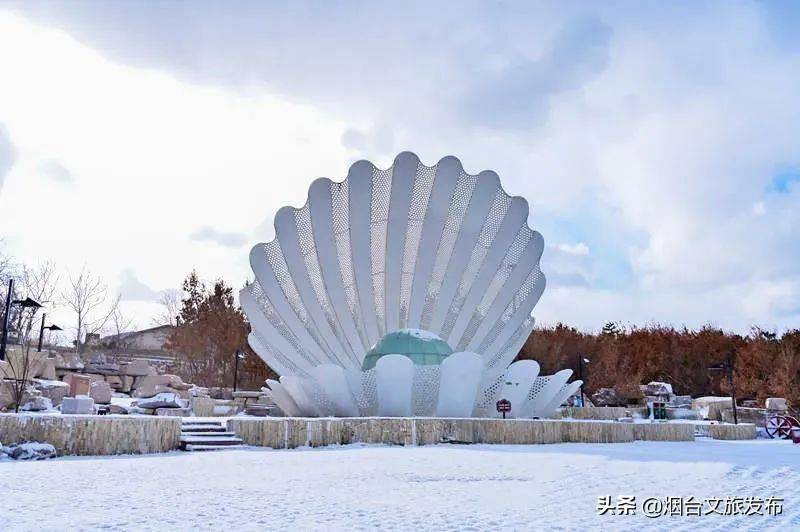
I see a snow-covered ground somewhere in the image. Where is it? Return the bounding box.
[1,440,798,530]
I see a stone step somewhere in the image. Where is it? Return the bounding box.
[182,431,237,438]
[183,444,246,452]
[182,421,226,426]
[180,425,228,433]
[180,435,243,445]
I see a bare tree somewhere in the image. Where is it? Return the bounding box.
[2,309,39,412]
[61,267,119,352]
[0,240,17,309]
[109,305,134,347]
[21,260,59,306]
[19,260,59,337]
[152,289,181,327]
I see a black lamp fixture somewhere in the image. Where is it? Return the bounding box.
[1,279,43,361]
[577,355,590,407]
[233,348,247,392]
[14,297,43,309]
[708,352,738,425]
[37,313,63,352]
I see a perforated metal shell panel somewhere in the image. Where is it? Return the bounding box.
[241,152,548,417]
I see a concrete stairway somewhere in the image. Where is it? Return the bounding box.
[180,420,244,451]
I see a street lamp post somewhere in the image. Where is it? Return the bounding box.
[233,348,246,392]
[0,280,42,361]
[577,355,590,407]
[0,279,12,361]
[709,352,738,425]
[37,313,63,352]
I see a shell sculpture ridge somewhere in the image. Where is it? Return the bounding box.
[241,151,580,418]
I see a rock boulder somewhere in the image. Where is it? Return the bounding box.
[640,381,674,397]
[137,392,187,409]
[765,397,787,411]
[591,387,625,407]
[5,442,57,461]
[32,379,69,406]
[61,395,95,415]
[20,396,53,412]
[90,381,113,404]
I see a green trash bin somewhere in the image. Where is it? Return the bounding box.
[651,401,667,421]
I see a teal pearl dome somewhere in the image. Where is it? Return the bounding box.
[361,329,454,371]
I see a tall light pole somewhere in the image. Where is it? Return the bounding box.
[709,352,738,425]
[37,313,63,352]
[577,355,590,407]
[0,280,42,360]
[233,348,246,392]
[0,279,12,361]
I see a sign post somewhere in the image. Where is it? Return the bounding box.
[496,398,511,419]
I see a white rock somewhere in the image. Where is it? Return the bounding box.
[32,379,69,406]
[61,395,95,415]
[20,396,53,412]
[136,392,187,409]
[765,397,787,411]
[692,396,733,410]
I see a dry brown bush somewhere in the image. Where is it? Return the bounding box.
[519,324,799,407]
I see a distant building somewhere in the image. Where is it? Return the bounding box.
[101,325,174,351]
[98,325,176,366]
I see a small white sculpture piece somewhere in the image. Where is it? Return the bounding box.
[242,152,577,418]
[436,352,483,418]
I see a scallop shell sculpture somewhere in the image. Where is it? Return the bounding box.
[241,152,580,418]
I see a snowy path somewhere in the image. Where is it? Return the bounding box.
[1,440,798,530]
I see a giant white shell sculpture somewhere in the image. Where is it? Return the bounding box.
[241,152,579,418]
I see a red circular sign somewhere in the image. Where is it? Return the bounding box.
[496,399,511,413]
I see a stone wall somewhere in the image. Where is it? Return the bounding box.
[708,423,758,440]
[228,417,700,449]
[556,406,648,420]
[0,414,181,456]
[632,422,695,441]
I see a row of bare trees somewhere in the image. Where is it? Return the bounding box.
[1,244,128,351]
[519,323,800,408]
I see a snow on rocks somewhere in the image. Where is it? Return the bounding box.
[639,381,674,397]
[20,396,54,412]
[32,379,69,406]
[590,387,625,407]
[692,396,733,409]
[766,397,788,411]
[2,441,57,461]
[136,392,187,410]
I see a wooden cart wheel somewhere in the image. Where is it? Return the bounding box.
[765,414,797,439]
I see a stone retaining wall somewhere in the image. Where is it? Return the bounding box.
[708,423,758,440]
[632,422,695,441]
[227,417,700,449]
[0,414,181,456]
[556,407,648,420]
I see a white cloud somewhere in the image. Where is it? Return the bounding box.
[40,159,73,183]
[190,226,248,248]
[0,123,16,191]
[1,5,799,333]
[0,11,349,330]
[118,269,161,302]
[556,242,590,256]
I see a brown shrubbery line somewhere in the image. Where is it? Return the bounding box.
[519,324,800,408]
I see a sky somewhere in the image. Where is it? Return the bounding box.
[0,1,799,336]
